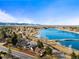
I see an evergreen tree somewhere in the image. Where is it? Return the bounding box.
[76,54,79,59]
[37,40,44,48]
[12,32,18,46]
[45,46,52,55]
[0,56,2,59]
[1,30,6,38]
[71,51,77,59]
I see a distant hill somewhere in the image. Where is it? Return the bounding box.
[0,22,40,26]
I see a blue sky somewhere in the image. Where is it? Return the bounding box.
[0,0,79,25]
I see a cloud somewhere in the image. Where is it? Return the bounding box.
[41,17,79,25]
[0,10,17,23]
[18,18,34,23]
[0,9,79,25]
[0,10,34,23]
[61,18,79,25]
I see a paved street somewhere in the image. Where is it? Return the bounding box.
[0,44,33,59]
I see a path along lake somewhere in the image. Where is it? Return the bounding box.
[38,28,79,50]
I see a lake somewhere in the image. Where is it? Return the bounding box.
[38,28,79,50]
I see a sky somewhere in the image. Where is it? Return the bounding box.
[0,0,79,25]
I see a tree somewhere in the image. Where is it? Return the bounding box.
[7,47,12,59]
[1,30,7,38]
[0,51,7,56]
[17,34,22,39]
[0,52,2,59]
[76,54,79,59]
[12,37,18,46]
[0,56,2,59]
[6,38,12,43]
[8,48,12,55]
[45,46,52,55]
[71,51,77,59]
[11,32,18,46]
[37,40,44,48]
[12,32,17,39]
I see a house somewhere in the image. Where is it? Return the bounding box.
[27,41,37,51]
[35,47,45,57]
[16,38,30,49]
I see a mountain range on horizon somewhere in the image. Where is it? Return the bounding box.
[0,22,40,26]
[0,22,79,26]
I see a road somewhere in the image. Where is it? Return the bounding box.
[0,44,33,59]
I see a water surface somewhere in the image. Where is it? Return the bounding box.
[38,28,79,50]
